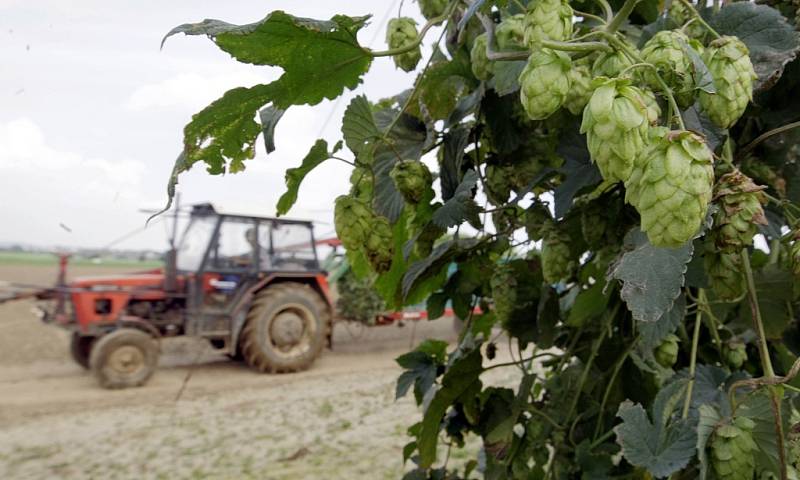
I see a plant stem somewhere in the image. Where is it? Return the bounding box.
[541,39,612,53]
[574,10,607,24]
[682,289,705,418]
[593,0,614,23]
[740,120,800,156]
[593,338,636,440]
[606,0,640,33]
[677,0,721,39]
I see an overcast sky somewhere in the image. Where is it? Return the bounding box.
[0,0,433,251]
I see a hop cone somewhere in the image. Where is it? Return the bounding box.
[496,14,527,50]
[625,130,714,247]
[471,33,493,80]
[581,201,611,248]
[711,417,758,480]
[485,165,513,204]
[564,60,593,115]
[669,1,708,39]
[364,215,394,273]
[417,0,447,20]
[723,340,747,369]
[639,87,662,125]
[519,48,571,120]
[654,334,680,368]
[387,18,422,72]
[334,195,373,252]
[706,250,746,300]
[349,167,373,202]
[641,30,697,109]
[491,265,518,327]
[523,0,573,46]
[525,203,552,242]
[580,78,650,183]
[390,160,433,204]
[711,170,767,252]
[413,223,445,258]
[699,36,757,129]
[542,226,575,283]
[592,48,634,78]
[493,206,523,233]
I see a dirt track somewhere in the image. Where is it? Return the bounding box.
[0,265,519,479]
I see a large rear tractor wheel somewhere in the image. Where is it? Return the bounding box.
[89,328,159,389]
[70,333,95,369]
[240,283,330,373]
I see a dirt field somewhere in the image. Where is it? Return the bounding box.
[0,264,521,479]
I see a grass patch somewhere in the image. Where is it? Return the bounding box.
[0,251,162,268]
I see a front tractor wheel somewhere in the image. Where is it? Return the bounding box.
[240,283,330,373]
[89,328,159,389]
[69,333,95,369]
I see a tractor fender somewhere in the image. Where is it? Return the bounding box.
[228,310,248,356]
[115,316,162,350]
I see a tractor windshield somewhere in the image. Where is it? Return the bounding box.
[176,215,217,271]
[261,221,318,271]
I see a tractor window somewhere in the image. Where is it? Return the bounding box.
[263,222,318,271]
[209,217,258,271]
[176,215,217,272]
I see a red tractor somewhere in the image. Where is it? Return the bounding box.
[3,204,333,388]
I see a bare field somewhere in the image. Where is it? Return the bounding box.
[0,265,519,479]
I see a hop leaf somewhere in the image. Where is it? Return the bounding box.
[523,0,573,45]
[390,159,433,205]
[495,14,527,51]
[519,48,571,120]
[470,33,493,81]
[698,36,757,129]
[525,203,552,242]
[640,30,697,109]
[564,60,593,115]
[625,130,714,247]
[387,17,422,72]
[580,78,651,183]
[654,333,680,368]
[711,170,767,253]
[710,416,758,480]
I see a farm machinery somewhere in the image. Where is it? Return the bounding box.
[0,204,334,388]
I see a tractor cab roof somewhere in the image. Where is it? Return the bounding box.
[190,203,314,227]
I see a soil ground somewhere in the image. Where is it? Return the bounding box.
[0,264,520,479]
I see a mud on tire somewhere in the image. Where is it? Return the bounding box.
[240,282,331,373]
[70,333,95,370]
[89,328,159,389]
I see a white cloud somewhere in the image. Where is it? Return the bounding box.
[124,71,268,112]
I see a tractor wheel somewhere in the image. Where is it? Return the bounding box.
[240,283,330,373]
[89,328,159,389]
[69,333,94,369]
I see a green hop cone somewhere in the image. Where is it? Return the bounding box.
[417,0,447,20]
[580,78,650,183]
[706,250,746,300]
[364,215,394,273]
[519,48,571,120]
[581,201,611,248]
[699,36,757,129]
[490,264,518,327]
[654,333,680,368]
[386,18,422,72]
[523,0,573,46]
[564,60,593,115]
[711,170,767,253]
[493,206,523,233]
[349,167,373,202]
[496,14,527,50]
[723,340,747,369]
[625,130,714,247]
[471,33,493,81]
[525,203,552,242]
[639,87,662,125]
[390,160,433,205]
[640,30,697,109]
[592,47,635,78]
[334,195,373,252]
[485,165,513,205]
[710,416,758,480]
[541,225,575,283]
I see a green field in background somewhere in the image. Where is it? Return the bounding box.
[0,251,162,268]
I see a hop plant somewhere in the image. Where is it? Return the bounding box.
[349,167,373,202]
[711,170,767,253]
[525,203,552,242]
[334,195,373,252]
[669,0,707,39]
[471,33,493,81]
[390,160,433,204]
[580,78,651,183]
[699,36,757,129]
[640,30,697,109]
[564,60,593,115]
[485,165,513,204]
[706,250,746,300]
[493,206,524,232]
[654,334,680,368]
[523,0,573,46]
[581,201,611,248]
[417,0,447,20]
[496,14,527,50]
[491,265,518,327]
[386,18,422,72]
[364,215,394,273]
[412,223,445,258]
[640,87,662,125]
[710,416,758,480]
[519,48,571,120]
[592,48,635,78]
[542,224,575,283]
[625,130,714,247]
[723,340,748,369]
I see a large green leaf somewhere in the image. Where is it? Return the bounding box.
[609,229,693,324]
[639,294,686,350]
[431,169,481,229]
[566,280,611,328]
[554,128,602,218]
[275,139,335,215]
[259,105,285,154]
[440,127,470,201]
[696,404,722,480]
[414,51,474,121]
[342,95,380,155]
[709,2,800,91]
